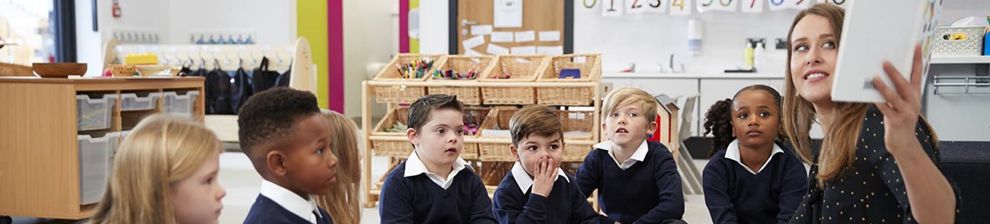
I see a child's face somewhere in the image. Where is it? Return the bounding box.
[732,90,780,149]
[172,150,225,224]
[789,14,838,105]
[408,109,465,167]
[511,134,564,177]
[604,103,657,149]
[282,114,338,195]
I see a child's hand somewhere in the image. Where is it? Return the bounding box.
[531,156,557,197]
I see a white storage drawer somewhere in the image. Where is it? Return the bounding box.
[76,94,117,131]
[164,91,199,117]
[78,132,119,205]
[120,92,161,111]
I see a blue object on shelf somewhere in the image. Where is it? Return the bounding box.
[559,68,581,79]
[984,31,990,55]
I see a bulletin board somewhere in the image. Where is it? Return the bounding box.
[450,0,573,55]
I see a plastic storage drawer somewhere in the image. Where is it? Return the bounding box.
[76,94,117,131]
[164,91,199,117]
[78,132,119,205]
[120,92,161,111]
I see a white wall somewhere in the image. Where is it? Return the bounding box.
[575,6,797,76]
[343,0,398,117]
[419,0,449,54]
[74,0,102,76]
[167,0,296,45]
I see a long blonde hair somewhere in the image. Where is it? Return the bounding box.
[90,114,221,224]
[313,111,362,224]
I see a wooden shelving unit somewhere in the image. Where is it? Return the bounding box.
[360,54,604,208]
[0,77,205,219]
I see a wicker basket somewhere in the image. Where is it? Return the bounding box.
[108,64,138,77]
[479,55,549,105]
[370,138,414,158]
[427,56,494,105]
[373,54,446,81]
[931,27,986,57]
[373,85,427,104]
[537,54,601,106]
[477,108,517,161]
[372,107,410,136]
[557,110,596,161]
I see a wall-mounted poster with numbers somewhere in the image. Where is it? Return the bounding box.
[670,0,693,15]
[603,0,624,16]
[644,0,670,13]
[769,0,810,11]
[741,0,765,13]
[818,0,848,7]
[698,0,740,12]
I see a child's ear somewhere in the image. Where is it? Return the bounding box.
[510,144,520,161]
[266,150,288,177]
[406,128,419,146]
[647,120,658,135]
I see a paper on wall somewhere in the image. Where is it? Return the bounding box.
[537,46,564,55]
[494,0,523,28]
[462,35,486,50]
[538,31,560,42]
[471,25,494,36]
[602,0,623,16]
[669,0,693,16]
[741,0,765,13]
[515,31,536,42]
[465,49,484,56]
[510,46,537,55]
[491,32,514,43]
[486,43,510,55]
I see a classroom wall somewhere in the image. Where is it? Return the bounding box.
[342,0,398,118]
[167,0,296,45]
[421,0,990,76]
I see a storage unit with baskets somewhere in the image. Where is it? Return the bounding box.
[361,53,603,207]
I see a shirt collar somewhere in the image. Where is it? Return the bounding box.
[593,140,649,169]
[403,151,470,189]
[259,180,320,224]
[724,139,784,174]
[510,162,570,193]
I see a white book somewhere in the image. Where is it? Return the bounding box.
[831,0,939,103]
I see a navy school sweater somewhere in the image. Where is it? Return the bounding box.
[243,195,333,224]
[492,170,614,224]
[378,161,497,223]
[702,144,808,224]
[575,141,685,224]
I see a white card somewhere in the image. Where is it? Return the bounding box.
[510,46,537,55]
[698,0,738,12]
[670,0,693,15]
[627,0,648,14]
[645,0,669,14]
[486,44,510,55]
[537,46,564,55]
[602,0,624,16]
[515,31,536,42]
[462,35,486,50]
[465,49,484,56]
[538,31,561,42]
[471,25,493,36]
[742,0,765,13]
[494,0,523,28]
[491,32,515,43]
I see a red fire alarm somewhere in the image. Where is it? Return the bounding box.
[112,0,122,18]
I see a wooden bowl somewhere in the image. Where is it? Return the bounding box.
[33,63,87,78]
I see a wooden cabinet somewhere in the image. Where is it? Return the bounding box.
[0,77,204,219]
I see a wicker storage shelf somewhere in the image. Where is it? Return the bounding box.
[479,55,548,105]
[427,55,495,105]
[373,53,446,81]
[537,54,601,106]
